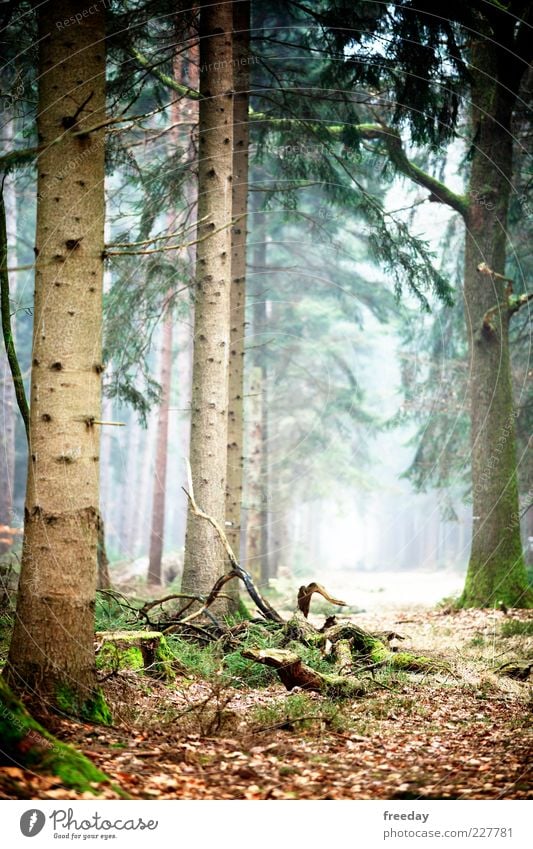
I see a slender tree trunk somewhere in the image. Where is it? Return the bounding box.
[97,518,111,590]
[0,144,17,552]
[225,0,251,606]
[256,296,271,586]
[174,35,199,556]
[460,40,531,608]
[148,310,173,584]
[148,36,199,583]
[255,268,272,585]
[0,360,15,554]
[181,0,234,606]
[4,1,109,716]
[119,409,140,556]
[244,366,262,582]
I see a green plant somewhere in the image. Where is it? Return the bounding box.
[250,693,350,733]
[95,593,140,632]
[165,637,221,679]
[500,619,533,637]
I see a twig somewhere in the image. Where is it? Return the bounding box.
[104,215,245,258]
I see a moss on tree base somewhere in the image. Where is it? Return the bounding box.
[55,683,112,725]
[0,676,125,796]
[458,556,533,609]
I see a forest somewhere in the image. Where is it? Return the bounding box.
[0,0,532,807]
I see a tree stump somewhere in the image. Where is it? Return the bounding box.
[95,631,180,681]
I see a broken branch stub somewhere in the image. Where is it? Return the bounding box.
[297,582,348,618]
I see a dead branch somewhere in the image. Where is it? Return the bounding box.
[182,459,284,623]
[297,582,348,618]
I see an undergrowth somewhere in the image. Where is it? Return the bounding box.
[500,619,533,638]
[249,693,350,734]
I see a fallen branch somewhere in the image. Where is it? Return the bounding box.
[182,459,284,623]
[297,582,347,617]
[241,647,366,697]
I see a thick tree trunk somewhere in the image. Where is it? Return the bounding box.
[148,310,173,584]
[4,0,108,715]
[225,0,251,609]
[460,40,531,608]
[181,1,234,607]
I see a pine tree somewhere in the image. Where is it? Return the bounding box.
[314,0,533,607]
[180,0,234,606]
[4,0,110,717]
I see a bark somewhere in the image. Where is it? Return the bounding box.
[148,39,198,581]
[225,0,251,609]
[148,310,173,584]
[97,518,111,590]
[244,212,270,583]
[174,35,199,555]
[260,408,271,581]
[244,366,262,582]
[181,1,234,609]
[0,159,17,553]
[4,0,108,713]
[119,409,141,554]
[459,39,532,608]
[0,356,15,556]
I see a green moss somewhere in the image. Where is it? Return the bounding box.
[96,644,144,672]
[150,636,177,681]
[459,555,533,609]
[0,677,123,795]
[367,640,440,672]
[95,631,178,682]
[389,652,438,672]
[55,683,112,726]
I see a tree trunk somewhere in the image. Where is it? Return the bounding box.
[97,518,111,591]
[0,356,15,556]
[225,0,251,609]
[460,39,532,608]
[181,0,234,608]
[259,308,271,585]
[4,0,109,716]
[244,366,262,582]
[148,309,173,584]
[0,117,19,553]
[174,35,199,556]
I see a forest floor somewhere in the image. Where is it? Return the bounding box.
[0,603,532,800]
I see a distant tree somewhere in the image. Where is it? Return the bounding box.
[313,0,533,607]
[225,0,251,602]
